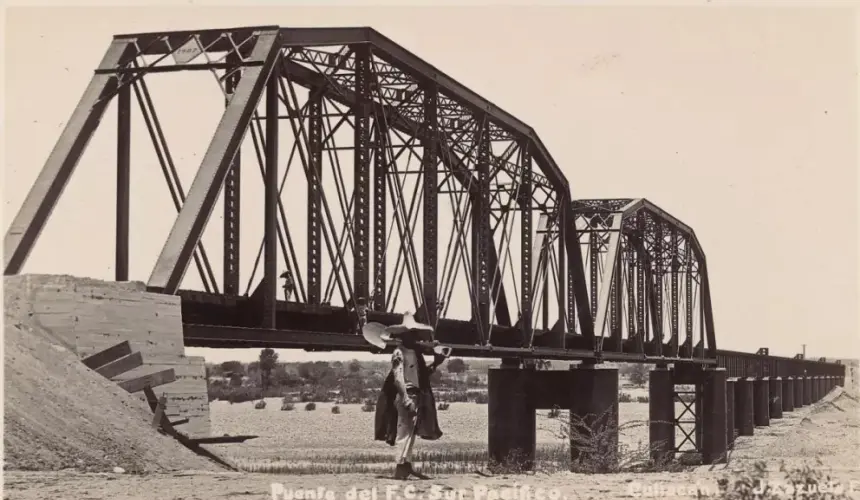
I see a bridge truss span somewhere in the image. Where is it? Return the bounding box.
[0,26,844,374]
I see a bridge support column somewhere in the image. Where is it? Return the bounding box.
[648,366,675,464]
[813,376,820,402]
[700,368,727,464]
[753,377,770,427]
[795,376,806,406]
[820,376,827,398]
[726,379,735,448]
[804,376,812,405]
[569,364,619,469]
[735,378,754,436]
[768,377,783,419]
[488,366,535,469]
[782,377,794,412]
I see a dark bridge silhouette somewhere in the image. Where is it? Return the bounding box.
[3,26,845,468]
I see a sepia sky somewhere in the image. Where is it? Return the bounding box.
[3,5,858,364]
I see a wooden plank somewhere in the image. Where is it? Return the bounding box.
[97,351,144,379]
[118,369,175,393]
[188,435,259,445]
[170,418,190,426]
[152,395,167,428]
[81,340,132,370]
[142,385,159,411]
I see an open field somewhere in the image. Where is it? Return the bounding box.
[206,399,660,474]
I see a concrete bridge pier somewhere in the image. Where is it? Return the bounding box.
[487,362,620,472]
[488,363,536,469]
[725,379,736,449]
[569,364,620,468]
[803,376,812,406]
[648,366,675,463]
[795,375,806,406]
[782,377,794,412]
[753,377,770,427]
[700,368,728,464]
[768,377,783,419]
[735,378,755,436]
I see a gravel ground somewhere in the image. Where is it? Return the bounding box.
[5,387,858,499]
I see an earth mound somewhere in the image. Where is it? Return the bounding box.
[3,279,221,473]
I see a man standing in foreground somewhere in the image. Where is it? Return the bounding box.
[365,313,445,480]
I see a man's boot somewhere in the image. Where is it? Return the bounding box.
[394,463,411,480]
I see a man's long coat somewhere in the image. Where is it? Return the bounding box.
[374,351,443,445]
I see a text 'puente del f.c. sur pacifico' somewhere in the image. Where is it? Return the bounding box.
[4,26,845,468]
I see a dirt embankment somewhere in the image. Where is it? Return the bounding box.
[3,278,221,473]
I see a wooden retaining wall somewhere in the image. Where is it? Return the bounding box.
[4,274,210,437]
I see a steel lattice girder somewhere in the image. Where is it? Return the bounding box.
[1,26,848,375]
[3,26,588,348]
[570,198,716,360]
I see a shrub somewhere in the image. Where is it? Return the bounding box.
[360,396,376,413]
[300,388,333,403]
[636,396,649,403]
[331,405,341,414]
[546,407,686,474]
[210,385,259,404]
[281,402,295,411]
[619,392,634,403]
[473,392,489,404]
[305,402,317,411]
[628,364,649,387]
[438,402,450,411]
[254,400,267,409]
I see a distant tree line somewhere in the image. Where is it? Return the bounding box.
[207,354,649,404]
[206,352,488,404]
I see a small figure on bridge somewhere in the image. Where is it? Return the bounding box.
[363,313,445,480]
[279,270,294,301]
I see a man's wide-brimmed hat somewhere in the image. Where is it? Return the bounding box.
[361,312,434,349]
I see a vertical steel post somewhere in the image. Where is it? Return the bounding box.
[421,81,439,325]
[353,44,372,315]
[223,55,242,295]
[115,77,131,282]
[520,140,533,343]
[475,116,491,336]
[307,92,323,304]
[372,120,388,311]
[263,69,279,328]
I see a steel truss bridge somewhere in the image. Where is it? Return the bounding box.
[3,26,844,381]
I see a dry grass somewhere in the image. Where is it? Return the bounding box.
[210,399,700,475]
